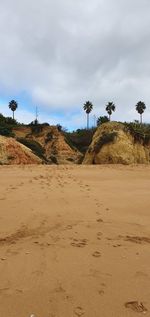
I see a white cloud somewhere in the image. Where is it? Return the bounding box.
[0,0,150,127]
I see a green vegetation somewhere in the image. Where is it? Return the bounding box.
[0,113,18,137]
[17,138,46,160]
[124,122,150,145]
[64,128,96,154]
[56,124,62,131]
[29,121,50,135]
[64,136,77,151]
[0,126,15,137]
[97,116,109,126]
[30,124,43,134]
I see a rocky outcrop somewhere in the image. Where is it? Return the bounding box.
[0,136,42,165]
[83,122,150,165]
[13,126,82,164]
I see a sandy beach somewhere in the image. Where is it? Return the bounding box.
[0,164,150,317]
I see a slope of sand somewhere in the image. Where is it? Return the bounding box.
[0,165,150,317]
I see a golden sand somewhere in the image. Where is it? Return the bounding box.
[0,165,150,317]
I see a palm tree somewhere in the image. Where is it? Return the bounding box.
[83,101,93,129]
[105,102,116,121]
[135,101,146,124]
[8,100,18,120]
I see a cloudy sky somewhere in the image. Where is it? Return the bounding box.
[0,0,150,130]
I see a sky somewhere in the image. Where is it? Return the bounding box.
[0,0,150,130]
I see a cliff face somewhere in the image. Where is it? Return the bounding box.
[0,136,41,165]
[83,122,150,165]
[13,126,82,164]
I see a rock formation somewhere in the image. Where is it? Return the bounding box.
[0,136,41,165]
[83,122,150,164]
[13,125,82,164]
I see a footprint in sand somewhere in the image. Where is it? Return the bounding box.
[125,301,148,313]
[74,306,85,316]
[125,235,150,244]
[71,239,88,248]
[16,289,23,294]
[97,218,103,223]
[33,176,38,181]
[96,211,101,216]
[135,271,149,278]
[98,282,106,295]
[92,251,101,258]
[66,225,73,230]
[97,232,103,240]
[113,244,122,248]
[98,289,105,295]
[0,288,9,294]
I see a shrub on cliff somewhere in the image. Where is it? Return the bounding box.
[17,138,45,160]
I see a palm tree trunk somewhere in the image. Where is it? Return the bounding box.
[140,113,142,124]
[87,113,89,129]
[109,114,111,121]
[13,111,14,120]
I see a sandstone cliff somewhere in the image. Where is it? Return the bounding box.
[0,136,41,165]
[83,122,150,164]
[13,125,81,164]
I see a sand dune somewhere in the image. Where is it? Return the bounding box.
[0,165,150,317]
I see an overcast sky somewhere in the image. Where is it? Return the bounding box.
[0,0,150,130]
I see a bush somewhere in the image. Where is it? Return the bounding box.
[5,117,18,125]
[30,124,43,134]
[42,122,49,126]
[97,116,109,126]
[17,138,45,159]
[0,113,17,137]
[124,122,150,145]
[0,113,5,124]
[0,113,18,126]
[0,126,15,137]
[64,136,77,151]
[56,124,62,132]
[64,128,96,153]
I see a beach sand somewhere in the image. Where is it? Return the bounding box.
[0,164,150,317]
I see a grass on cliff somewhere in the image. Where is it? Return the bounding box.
[0,113,19,137]
[124,122,150,145]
